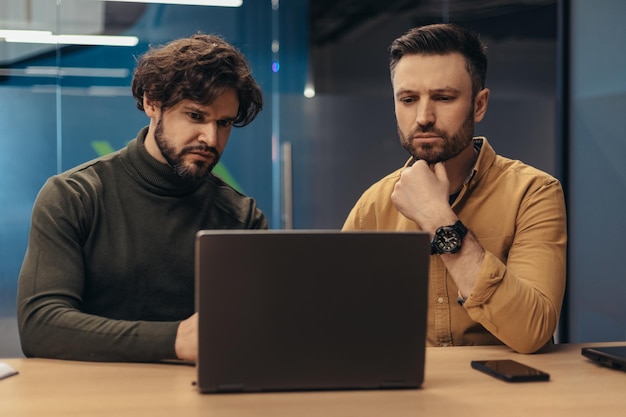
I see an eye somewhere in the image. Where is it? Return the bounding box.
[400,96,416,104]
[217,119,234,128]
[188,112,203,121]
[435,95,454,102]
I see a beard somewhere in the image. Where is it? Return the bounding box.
[154,116,221,181]
[398,107,475,164]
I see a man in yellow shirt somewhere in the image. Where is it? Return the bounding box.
[342,23,566,354]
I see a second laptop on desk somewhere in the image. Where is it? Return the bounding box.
[195,230,431,393]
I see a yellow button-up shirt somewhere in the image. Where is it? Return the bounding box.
[342,137,566,353]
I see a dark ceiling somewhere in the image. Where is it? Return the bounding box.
[309,0,558,47]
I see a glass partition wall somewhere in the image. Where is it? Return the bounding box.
[0,0,308,356]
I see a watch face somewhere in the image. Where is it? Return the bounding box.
[434,226,461,253]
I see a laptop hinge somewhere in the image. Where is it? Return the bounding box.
[380,380,410,389]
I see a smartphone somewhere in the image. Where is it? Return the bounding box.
[471,359,550,382]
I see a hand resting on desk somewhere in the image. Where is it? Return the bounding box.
[175,313,198,362]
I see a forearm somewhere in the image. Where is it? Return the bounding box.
[18,245,181,362]
[437,228,560,353]
[439,232,485,298]
[455,176,567,353]
[17,298,180,362]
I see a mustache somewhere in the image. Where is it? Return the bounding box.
[181,144,220,157]
[409,124,447,138]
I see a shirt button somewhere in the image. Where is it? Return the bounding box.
[437,297,444,304]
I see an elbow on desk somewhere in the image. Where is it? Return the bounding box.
[501,319,558,354]
[17,310,48,359]
[17,323,42,359]
[18,315,89,361]
[16,301,70,360]
[509,337,554,355]
[476,297,561,354]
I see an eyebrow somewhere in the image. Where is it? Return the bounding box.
[431,87,462,94]
[394,86,462,99]
[182,104,207,114]
[182,104,237,121]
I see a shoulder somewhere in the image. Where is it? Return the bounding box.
[476,138,562,191]
[36,149,127,214]
[65,147,125,180]
[491,154,562,190]
[45,148,124,191]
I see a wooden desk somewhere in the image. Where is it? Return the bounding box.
[1,342,625,417]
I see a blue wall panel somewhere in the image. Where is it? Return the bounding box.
[569,0,626,342]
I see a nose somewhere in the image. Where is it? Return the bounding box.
[415,99,435,129]
[198,122,219,147]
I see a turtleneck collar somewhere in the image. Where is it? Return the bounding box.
[122,126,209,196]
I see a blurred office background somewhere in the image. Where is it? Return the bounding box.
[1,0,624,357]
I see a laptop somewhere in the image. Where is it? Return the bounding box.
[194,230,430,393]
[581,345,626,371]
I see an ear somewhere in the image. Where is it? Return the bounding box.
[143,94,159,118]
[473,88,490,123]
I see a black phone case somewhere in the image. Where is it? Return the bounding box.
[471,359,550,382]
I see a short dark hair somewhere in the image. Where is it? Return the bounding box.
[132,33,263,127]
[389,23,488,96]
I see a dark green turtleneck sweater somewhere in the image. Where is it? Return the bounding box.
[17,127,268,362]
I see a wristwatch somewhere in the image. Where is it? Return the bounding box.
[430,220,468,255]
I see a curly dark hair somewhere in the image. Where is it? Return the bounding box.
[131,33,263,127]
[389,23,488,97]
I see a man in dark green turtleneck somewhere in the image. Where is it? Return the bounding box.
[17,34,267,363]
